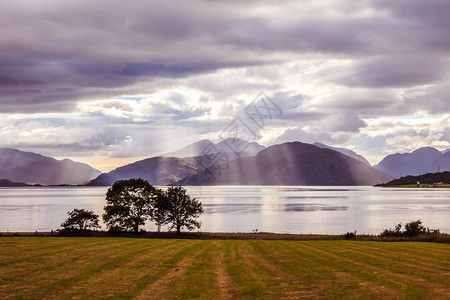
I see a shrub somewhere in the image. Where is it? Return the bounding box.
[61,208,100,232]
[404,219,425,238]
[380,223,402,237]
[343,231,357,239]
[380,219,440,238]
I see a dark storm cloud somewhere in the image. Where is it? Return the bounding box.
[403,84,450,114]
[1,0,449,113]
[375,0,450,46]
[331,56,448,88]
[0,0,270,112]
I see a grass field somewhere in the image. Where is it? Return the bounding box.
[0,238,449,299]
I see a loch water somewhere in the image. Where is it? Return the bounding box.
[0,186,449,234]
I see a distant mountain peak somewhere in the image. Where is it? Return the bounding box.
[375,146,450,178]
[162,139,213,158]
[0,148,101,185]
[411,147,441,155]
[162,139,265,159]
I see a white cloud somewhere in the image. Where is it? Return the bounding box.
[0,0,449,170]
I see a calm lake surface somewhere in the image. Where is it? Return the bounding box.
[0,186,449,234]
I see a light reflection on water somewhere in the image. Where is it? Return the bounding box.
[0,186,449,234]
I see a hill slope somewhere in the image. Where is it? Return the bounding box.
[88,156,198,186]
[378,171,450,186]
[0,148,46,170]
[0,148,101,185]
[374,147,450,177]
[313,142,371,165]
[0,179,33,187]
[183,142,392,185]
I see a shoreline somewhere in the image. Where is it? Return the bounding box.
[379,184,450,188]
[1,231,448,243]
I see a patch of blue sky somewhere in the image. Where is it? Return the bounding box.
[116,96,143,102]
[13,118,67,127]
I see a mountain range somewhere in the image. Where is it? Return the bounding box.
[182,142,391,185]
[89,141,391,186]
[2,141,450,186]
[0,148,101,185]
[374,147,450,178]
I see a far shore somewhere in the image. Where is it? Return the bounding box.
[379,184,450,188]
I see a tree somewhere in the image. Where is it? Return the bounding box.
[150,191,170,232]
[164,186,203,234]
[103,178,159,233]
[61,208,100,232]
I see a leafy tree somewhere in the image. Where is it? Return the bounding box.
[164,186,203,234]
[103,178,159,233]
[61,208,100,232]
[150,191,170,232]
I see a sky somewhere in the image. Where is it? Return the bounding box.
[0,0,449,172]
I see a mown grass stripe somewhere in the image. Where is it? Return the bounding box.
[361,241,450,259]
[259,240,397,299]
[0,238,141,296]
[0,238,140,288]
[341,241,450,264]
[319,241,450,282]
[0,238,448,299]
[147,241,220,299]
[56,239,181,298]
[285,241,404,297]
[0,237,65,256]
[134,240,211,299]
[209,240,239,299]
[246,240,325,299]
[221,240,300,299]
[297,241,448,298]
[11,239,166,299]
[338,241,450,271]
[0,237,120,267]
[308,241,450,278]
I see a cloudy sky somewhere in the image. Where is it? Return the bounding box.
[1,0,449,172]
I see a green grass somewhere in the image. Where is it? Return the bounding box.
[0,238,449,299]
